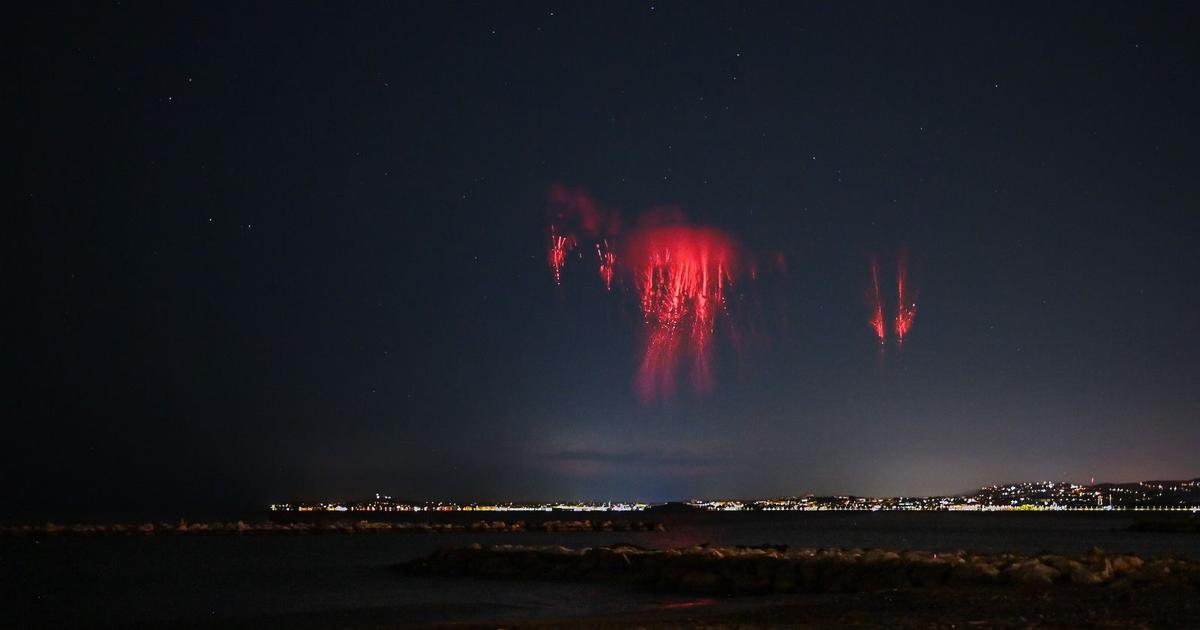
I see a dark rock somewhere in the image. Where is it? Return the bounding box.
[1008,560,1060,587]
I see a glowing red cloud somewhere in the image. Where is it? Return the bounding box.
[547,184,620,237]
[621,226,739,402]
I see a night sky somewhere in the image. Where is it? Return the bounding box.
[12,3,1199,519]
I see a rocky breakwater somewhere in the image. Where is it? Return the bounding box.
[399,544,1200,596]
[0,519,664,536]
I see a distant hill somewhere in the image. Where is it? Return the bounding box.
[647,502,703,513]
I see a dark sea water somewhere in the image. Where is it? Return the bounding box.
[4,512,1199,628]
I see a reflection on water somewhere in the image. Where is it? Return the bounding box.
[659,597,718,610]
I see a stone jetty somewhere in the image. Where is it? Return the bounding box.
[399,543,1200,596]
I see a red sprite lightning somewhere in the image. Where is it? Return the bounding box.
[544,185,750,402]
[548,227,573,285]
[894,253,916,341]
[622,226,738,402]
[596,239,616,291]
[867,252,918,347]
[869,256,886,343]
[545,185,618,284]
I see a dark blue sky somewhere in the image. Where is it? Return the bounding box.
[12,2,1199,519]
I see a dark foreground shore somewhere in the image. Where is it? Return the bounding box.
[397,544,1200,628]
[143,584,1200,629]
[435,586,1200,629]
[9,513,1200,629]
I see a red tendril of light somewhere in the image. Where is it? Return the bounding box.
[548,227,574,285]
[869,255,886,344]
[894,253,915,341]
[596,239,616,291]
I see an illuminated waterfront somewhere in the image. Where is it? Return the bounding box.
[272,478,1200,514]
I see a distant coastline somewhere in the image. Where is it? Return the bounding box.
[272,477,1200,514]
[0,518,665,537]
